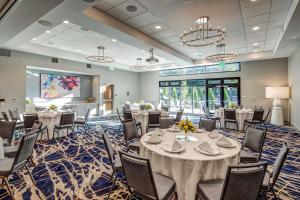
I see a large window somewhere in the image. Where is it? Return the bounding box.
[159,62,240,77]
[159,78,240,114]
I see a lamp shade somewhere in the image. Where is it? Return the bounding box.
[265,87,289,99]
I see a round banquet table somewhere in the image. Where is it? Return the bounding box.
[140,130,241,200]
[37,111,61,139]
[214,108,253,130]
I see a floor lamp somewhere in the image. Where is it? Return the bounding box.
[265,87,290,126]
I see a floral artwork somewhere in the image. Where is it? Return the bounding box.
[41,74,80,98]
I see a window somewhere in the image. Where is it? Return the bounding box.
[159,62,240,77]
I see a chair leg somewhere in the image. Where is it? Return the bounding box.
[271,187,278,200]
[30,157,36,167]
[3,177,14,200]
[109,171,115,182]
[107,171,119,200]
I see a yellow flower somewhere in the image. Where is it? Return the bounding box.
[184,125,188,129]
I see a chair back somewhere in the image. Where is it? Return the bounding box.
[12,130,39,172]
[32,120,42,132]
[263,108,271,122]
[84,108,91,123]
[148,111,161,125]
[243,127,267,155]
[253,105,263,110]
[161,106,169,112]
[60,112,74,126]
[123,111,133,121]
[0,121,16,144]
[159,117,175,129]
[221,162,267,200]
[175,110,183,123]
[224,109,236,121]
[23,114,38,129]
[116,108,123,122]
[123,120,139,142]
[8,108,20,121]
[1,112,9,121]
[199,118,216,131]
[252,109,264,122]
[101,133,117,171]
[271,142,290,187]
[119,152,158,199]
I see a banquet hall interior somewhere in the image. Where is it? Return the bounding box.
[0,0,300,199]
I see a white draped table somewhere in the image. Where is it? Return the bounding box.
[37,111,61,139]
[140,130,241,200]
[214,108,253,130]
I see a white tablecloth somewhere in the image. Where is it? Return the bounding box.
[214,108,253,130]
[140,130,241,200]
[37,111,61,139]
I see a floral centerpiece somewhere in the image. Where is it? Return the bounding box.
[48,104,58,111]
[228,102,237,109]
[177,119,196,139]
[144,104,152,110]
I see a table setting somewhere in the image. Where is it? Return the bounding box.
[140,120,241,200]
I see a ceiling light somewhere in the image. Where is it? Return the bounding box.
[253,49,259,52]
[45,30,51,34]
[109,67,115,71]
[77,49,83,52]
[129,58,148,71]
[145,48,159,64]
[253,42,259,46]
[142,50,146,53]
[63,20,70,24]
[87,46,114,63]
[292,35,297,39]
[155,25,162,29]
[250,0,258,2]
[205,43,237,63]
[112,38,117,42]
[252,26,260,31]
[32,38,37,41]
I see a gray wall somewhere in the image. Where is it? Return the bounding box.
[288,47,300,129]
[26,69,93,102]
[139,58,289,120]
[0,50,140,113]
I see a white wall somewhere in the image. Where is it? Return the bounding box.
[0,51,140,113]
[288,47,300,129]
[139,58,289,120]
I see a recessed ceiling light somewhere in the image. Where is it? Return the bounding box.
[253,42,259,46]
[112,38,117,42]
[32,38,37,41]
[292,35,297,39]
[63,20,70,24]
[45,30,51,34]
[253,49,259,52]
[77,49,83,52]
[252,26,260,31]
[250,0,258,2]
[142,50,146,53]
[126,5,137,12]
[155,25,162,29]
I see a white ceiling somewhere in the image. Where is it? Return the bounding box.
[0,0,299,72]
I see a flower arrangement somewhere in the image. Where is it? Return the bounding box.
[228,102,237,109]
[177,119,196,134]
[48,104,58,111]
[144,104,152,110]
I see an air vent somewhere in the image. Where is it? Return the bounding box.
[38,20,53,27]
[51,58,58,63]
[126,5,137,12]
[81,0,96,3]
[87,64,92,69]
[0,0,18,22]
[0,48,11,57]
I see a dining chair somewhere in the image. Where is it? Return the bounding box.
[74,108,90,132]
[261,142,290,200]
[240,127,267,163]
[0,121,16,145]
[199,118,216,132]
[161,105,169,112]
[147,111,161,132]
[197,162,268,200]
[123,120,140,152]
[117,108,142,133]
[23,114,49,140]
[174,109,184,123]
[224,109,238,130]
[262,108,271,127]
[53,112,74,138]
[101,133,123,200]
[159,117,175,129]
[119,151,177,200]
[0,130,40,200]
[243,109,264,130]
[8,109,24,132]
[202,106,221,128]
[1,112,9,121]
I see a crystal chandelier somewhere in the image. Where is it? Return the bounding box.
[87,46,114,63]
[180,16,225,47]
[129,58,148,71]
[145,48,159,64]
[205,43,237,63]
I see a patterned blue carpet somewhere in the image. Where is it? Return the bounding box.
[0,117,299,200]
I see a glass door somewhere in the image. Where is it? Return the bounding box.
[223,86,239,107]
[169,86,181,112]
[193,86,206,114]
[207,85,222,113]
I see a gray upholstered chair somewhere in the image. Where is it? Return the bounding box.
[101,133,123,200]
[174,110,184,123]
[8,109,24,132]
[0,121,16,145]
[197,162,268,200]
[117,108,142,133]
[53,112,74,138]
[159,117,175,129]
[147,111,161,132]
[0,130,39,200]
[123,120,140,152]
[243,109,264,130]
[224,109,238,130]
[261,142,290,200]
[23,114,49,140]
[74,108,90,132]
[199,118,216,132]
[240,127,267,163]
[119,151,177,200]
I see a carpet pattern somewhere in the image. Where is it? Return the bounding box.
[0,118,299,200]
